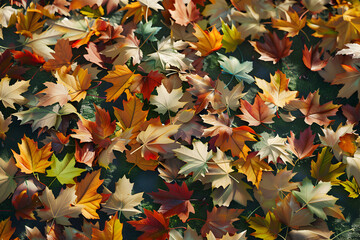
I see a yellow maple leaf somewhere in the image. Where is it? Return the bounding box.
[221,20,243,53]
[102,65,142,102]
[120,2,150,24]
[15,5,45,38]
[12,135,53,174]
[189,24,223,57]
[272,8,306,37]
[255,70,298,108]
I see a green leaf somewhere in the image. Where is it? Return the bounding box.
[46,154,86,185]
[218,53,254,84]
[292,178,338,220]
[135,19,161,42]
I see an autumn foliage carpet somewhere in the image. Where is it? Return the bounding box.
[1,0,360,239]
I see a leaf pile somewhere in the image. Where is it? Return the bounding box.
[0,0,360,239]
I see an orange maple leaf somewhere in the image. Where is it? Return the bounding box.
[289,90,341,126]
[43,39,72,71]
[272,8,307,37]
[238,95,276,126]
[102,65,142,102]
[201,112,257,159]
[12,135,53,174]
[189,24,223,57]
[287,127,320,160]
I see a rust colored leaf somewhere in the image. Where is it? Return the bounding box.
[238,95,276,126]
[302,44,328,71]
[287,127,320,160]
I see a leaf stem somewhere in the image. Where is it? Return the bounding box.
[247,206,261,219]
[330,228,355,240]
[187,218,206,222]
[48,177,57,188]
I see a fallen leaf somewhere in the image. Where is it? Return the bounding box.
[46,154,86,185]
[0,218,15,240]
[0,157,17,204]
[37,186,82,225]
[218,53,254,84]
[36,82,71,107]
[149,182,194,222]
[169,0,200,26]
[102,176,143,218]
[201,207,243,238]
[0,77,29,109]
[250,32,293,64]
[221,20,243,53]
[189,24,223,57]
[75,170,103,219]
[272,8,306,37]
[43,38,72,71]
[287,127,320,160]
[92,212,123,240]
[255,70,298,108]
[128,209,170,240]
[238,95,276,126]
[232,5,267,39]
[302,44,328,71]
[248,212,281,240]
[12,135,53,174]
[150,83,187,114]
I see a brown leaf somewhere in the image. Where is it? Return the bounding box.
[43,39,72,71]
[250,32,293,64]
[287,127,320,160]
[302,44,328,71]
[238,95,276,126]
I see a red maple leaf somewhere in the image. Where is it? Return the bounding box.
[148,182,194,222]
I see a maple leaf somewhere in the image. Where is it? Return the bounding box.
[202,0,232,27]
[0,111,11,140]
[250,32,293,64]
[102,65,142,102]
[126,143,159,171]
[201,207,243,238]
[319,123,354,160]
[186,74,221,113]
[130,70,163,100]
[46,154,86,185]
[302,44,328,71]
[273,193,315,229]
[169,0,200,26]
[149,182,194,222]
[272,8,306,37]
[128,209,170,240]
[332,64,360,100]
[140,37,193,72]
[338,133,358,156]
[23,28,62,60]
[211,172,252,207]
[288,219,334,240]
[135,19,161,42]
[114,93,148,132]
[0,77,29,109]
[287,127,320,160]
[120,2,149,24]
[311,147,346,185]
[328,8,360,48]
[75,170,103,219]
[43,38,72,71]
[248,212,281,240]
[36,82,71,107]
[71,105,116,148]
[218,54,254,84]
[189,24,223,57]
[0,157,17,204]
[37,186,82,225]
[221,20,243,53]
[92,212,123,240]
[337,43,360,59]
[236,151,273,188]
[254,169,299,212]
[12,135,53,174]
[201,112,257,158]
[150,83,187,114]
[232,5,267,39]
[102,176,144,218]
[341,178,360,198]
[135,124,180,160]
[173,141,213,181]
[138,0,164,11]
[255,70,298,108]
[55,65,92,102]
[200,149,235,189]
[43,0,70,16]
[254,132,294,165]
[69,0,102,10]
[16,9,45,38]
[103,30,142,66]
[292,178,338,220]
[238,95,276,126]
[289,90,340,126]
[11,49,45,65]
[214,80,245,111]
[0,218,15,240]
